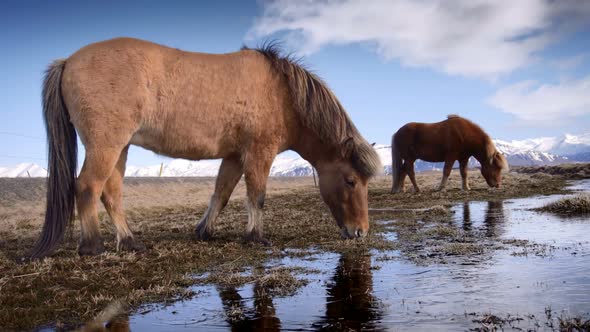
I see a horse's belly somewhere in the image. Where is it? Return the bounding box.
[130,129,227,160]
[414,148,446,162]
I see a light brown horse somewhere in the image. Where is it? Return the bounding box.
[30,37,381,259]
[390,115,508,193]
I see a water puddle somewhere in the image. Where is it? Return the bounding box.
[124,180,590,331]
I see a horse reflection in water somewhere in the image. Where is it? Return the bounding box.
[314,253,383,331]
[461,201,505,237]
[215,253,382,331]
[79,311,129,332]
[217,267,281,331]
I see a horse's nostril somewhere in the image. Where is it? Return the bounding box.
[355,229,364,238]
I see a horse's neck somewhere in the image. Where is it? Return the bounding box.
[290,129,339,168]
[473,143,495,165]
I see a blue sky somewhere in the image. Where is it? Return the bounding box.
[1,0,589,167]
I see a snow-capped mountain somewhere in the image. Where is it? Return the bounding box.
[0,163,47,177]
[125,159,222,177]
[493,140,568,166]
[495,133,590,161]
[125,154,316,177]
[2,133,589,177]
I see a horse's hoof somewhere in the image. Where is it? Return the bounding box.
[195,231,213,241]
[118,237,146,253]
[78,238,105,256]
[195,225,213,241]
[244,233,272,247]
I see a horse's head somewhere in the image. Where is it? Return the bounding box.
[316,138,381,239]
[480,151,509,188]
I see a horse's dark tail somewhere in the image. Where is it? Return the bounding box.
[29,59,78,259]
[390,133,402,193]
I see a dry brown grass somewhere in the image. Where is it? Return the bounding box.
[536,194,590,215]
[0,170,572,330]
[558,315,590,331]
[197,266,311,297]
[515,162,590,179]
[467,309,590,332]
[0,177,315,234]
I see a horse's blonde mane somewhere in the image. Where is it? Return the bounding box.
[245,42,381,177]
[495,150,510,171]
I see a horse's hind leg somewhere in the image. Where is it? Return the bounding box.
[406,159,420,193]
[101,145,145,252]
[459,158,470,191]
[391,161,407,193]
[399,161,408,192]
[76,147,125,255]
[196,156,243,240]
[243,150,275,246]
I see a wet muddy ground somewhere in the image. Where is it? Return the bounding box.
[1,169,589,330]
[126,180,590,331]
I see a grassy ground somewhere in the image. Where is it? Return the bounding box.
[514,162,590,179]
[536,194,590,215]
[467,309,590,332]
[0,169,576,330]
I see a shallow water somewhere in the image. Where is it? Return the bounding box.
[127,180,590,331]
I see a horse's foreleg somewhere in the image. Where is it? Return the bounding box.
[437,159,454,191]
[101,145,145,252]
[76,147,123,256]
[196,157,243,240]
[459,159,470,191]
[243,152,274,246]
[406,160,420,193]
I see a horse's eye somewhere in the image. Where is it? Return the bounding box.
[345,178,356,188]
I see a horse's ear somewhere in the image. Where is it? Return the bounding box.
[342,137,355,159]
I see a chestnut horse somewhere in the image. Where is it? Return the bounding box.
[30,38,381,258]
[390,115,508,193]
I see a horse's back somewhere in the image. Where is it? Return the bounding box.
[62,37,263,108]
[60,38,290,160]
[393,116,489,162]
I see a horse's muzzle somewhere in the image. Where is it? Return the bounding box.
[341,227,367,239]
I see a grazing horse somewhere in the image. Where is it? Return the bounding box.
[30,37,381,259]
[390,115,508,193]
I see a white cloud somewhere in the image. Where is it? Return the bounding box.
[250,0,590,79]
[487,76,590,124]
[550,54,587,71]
